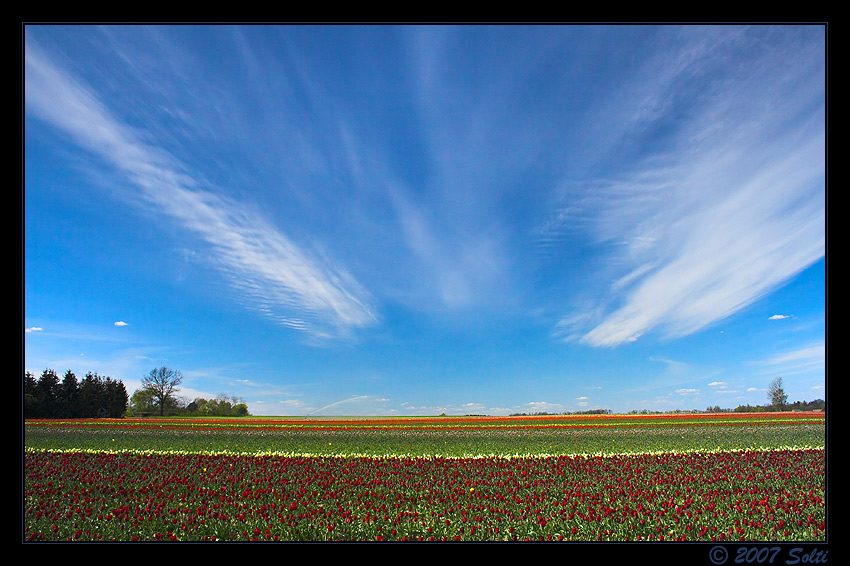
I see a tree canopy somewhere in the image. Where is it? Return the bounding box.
[768,377,789,408]
[140,367,184,417]
[25,369,128,419]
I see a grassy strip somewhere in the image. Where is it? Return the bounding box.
[24,423,824,458]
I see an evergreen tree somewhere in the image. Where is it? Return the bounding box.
[35,369,61,418]
[24,368,129,419]
[78,372,105,417]
[24,371,39,419]
[59,370,79,418]
[105,377,129,417]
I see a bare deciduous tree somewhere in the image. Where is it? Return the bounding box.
[141,367,184,416]
[767,376,788,409]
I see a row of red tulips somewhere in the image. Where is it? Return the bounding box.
[24,448,824,542]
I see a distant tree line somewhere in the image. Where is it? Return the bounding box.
[128,390,250,417]
[626,399,825,415]
[125,367,251,418]
[710,399,825,413]
[564,409,612,415]
[25,369,128,419]
[509,409,613,416]
[628,409,703,415]
[703,377,824,413]
[187,396,250,417]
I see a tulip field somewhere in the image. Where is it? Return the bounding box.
[24,413,825,542]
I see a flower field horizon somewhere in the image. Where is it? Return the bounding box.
[24,412,825,542]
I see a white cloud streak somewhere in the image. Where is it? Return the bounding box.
[25,37,376,338]
[756,342,825,376]
[557,27,825,347]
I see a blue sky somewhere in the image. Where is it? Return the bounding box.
[24,25,826,416]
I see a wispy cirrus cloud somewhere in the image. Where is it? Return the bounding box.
[755,341,825,376]
[25,36,376,339]
[552,26,825,347]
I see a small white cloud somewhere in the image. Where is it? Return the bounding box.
[708,381,727,388]
[25,327,43,333]
[576,396,589,400]
[769,314,791,320]
[114,321,129,327]
[675,388,699,395]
